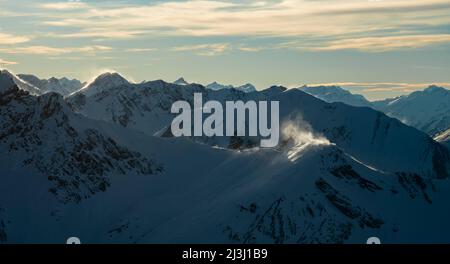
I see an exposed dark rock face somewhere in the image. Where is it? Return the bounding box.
[315,178,384,229]
[329,165,382,192]
[320,148,382,192]
[40,128,163,203]
[223,197,355,244]
[227,136,258,150]
[396,172,433,204]
[1,84,163,204]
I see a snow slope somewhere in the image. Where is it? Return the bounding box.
[373,85,450,136]
[0,70,16,93]
[300,84,450,138]
[0,76,162,204]
[70,72,130,97]
[435,129,450,149]
[67,79,208,135]
[173,77,189,85]
[272,89,450,179]
[1,105,450,243]
[206,81,256,93]
[2,72,450,243]
[67,76,450,179]
[301,85,372,108]
[18,74,84,96]
[0,69,41,95]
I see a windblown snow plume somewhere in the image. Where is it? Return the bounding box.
[281,117,331,161]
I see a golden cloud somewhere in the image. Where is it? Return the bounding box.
[0,45,112,55]
[173,43,230,56]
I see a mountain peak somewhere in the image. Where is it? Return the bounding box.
[48,77,59,83]
[424,85,446,93]
[236,83,257,93]
[73,72,130,97]
[303,85,348,94]
[91,72,129,86]
[259,85,287,97]
[301,85,372,107]
[206,81,233,91]
[206,81,256,93]
[0,69,41,95]
[17,74,83,97]
[0,69,17,93]
[267,85,287,91]
[374,85,450,136]
[174,77,189,85]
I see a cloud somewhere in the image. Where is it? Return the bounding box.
[0,58,18,65]
[126,48,157,52]
[173,43,230,56]
[3,0,450,53]
[46,29,150,39]
[0,45,112,55]
[304,34,450,52]
[238,46,265,52]
[359,83,450,93]
[0,32,30,45]
[40,1,88,10]
[38,0,450,37]
[0,10,27,17]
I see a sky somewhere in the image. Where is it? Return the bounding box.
[0,0,450,100]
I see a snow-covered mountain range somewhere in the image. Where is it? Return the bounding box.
[301,85,372,108]
[70,72,130,97]
[171,78,257,93]
[373,86,450,137]
[299,84,450,138]
[18,74,84,96]
[0,71,162,203]
[0,69,41,95]
[0,69,84,97]
[1,69,450,243]
[206,81,257,93]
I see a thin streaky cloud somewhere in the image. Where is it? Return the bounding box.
[173,43,230,56]
[314,0,450,16]
[4,0,450,52]
[45,29,151,39]
[126,48,157,52]
[0,32,31,45]
[360,84,450,93]
[36,0,450,40]
[0,58,18,65]
[276,34,450,52]
[238,46,265,52]
[39,1,88,10]
[0,45,112,55]
[0,9,28,17]
[306,34,450,52]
